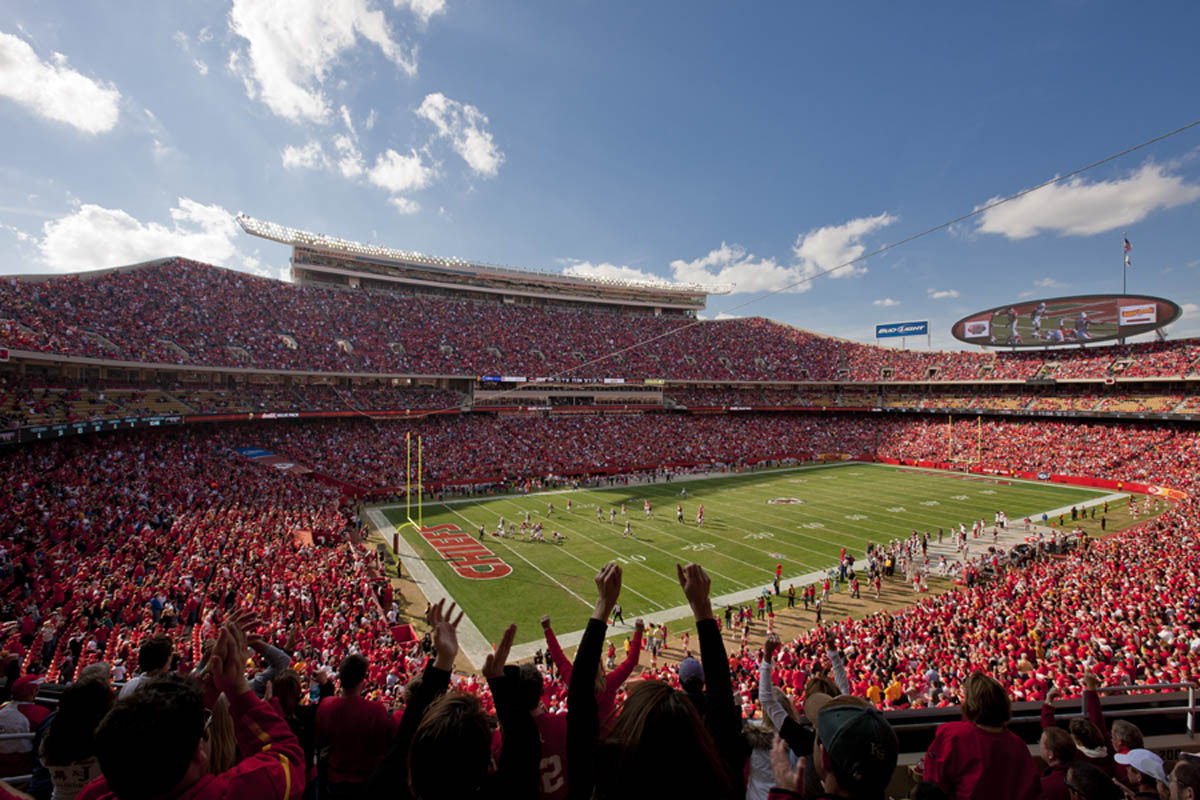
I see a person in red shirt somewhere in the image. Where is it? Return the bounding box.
[79,617,304,800]
[489,664,568,800]
[10,676,50,731]
[921,671,1040,800]
[315,653,396,798]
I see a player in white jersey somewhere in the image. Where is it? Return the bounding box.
[1030,302,1047,338]
[624,521,632,538]
[610,508,617,523]
[681,487,687,498]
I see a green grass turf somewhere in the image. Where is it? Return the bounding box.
[378,463,1112,645]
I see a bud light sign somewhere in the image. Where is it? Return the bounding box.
[875,321,929,338]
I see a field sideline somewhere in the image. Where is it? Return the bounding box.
[373,462,1114,664]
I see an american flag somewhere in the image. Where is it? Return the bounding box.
[1123,236,1132,254]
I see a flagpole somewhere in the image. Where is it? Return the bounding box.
[1122,231,1127,296]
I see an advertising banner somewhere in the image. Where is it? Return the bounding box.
[875,321,929,338]
[1118,303,1157,326]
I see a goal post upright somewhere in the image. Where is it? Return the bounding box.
[400,432,424,533]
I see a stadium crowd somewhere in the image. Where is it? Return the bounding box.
[1,410,1199,798]
[4,260,1198,383]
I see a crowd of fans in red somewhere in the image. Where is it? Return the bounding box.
[243,412,1194,493]
[4,260,1198,384]
[2,406,1199,798]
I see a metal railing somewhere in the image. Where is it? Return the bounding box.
[887,682,1197,740]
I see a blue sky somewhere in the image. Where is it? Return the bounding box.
[1,0,1198,348]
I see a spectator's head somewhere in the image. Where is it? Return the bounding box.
[1114,749,1167,790]
[597,679,732,799]
[1040,726,1076,766]
[804,674,840,699]
[137,635,173,675]
[515,663,543,712]
[1066,761,1120,799]
[11,674,41,701]
[408,692,493,800]
[960,672,1010,726]
[93,674,208,800]
[271,670,303,716]
[806,694,898,798]
[678,657,704,692]
[338,653,368,694]
[1110,719,1144,752]
[1172,759,1200,800]
[1070,718,1106,752]
[77,662,112,685]
[41,678,113,766]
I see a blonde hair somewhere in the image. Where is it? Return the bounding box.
[207,694,237,774]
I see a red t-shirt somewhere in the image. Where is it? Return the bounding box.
[923,720,1039,800]
[315,695,396,784]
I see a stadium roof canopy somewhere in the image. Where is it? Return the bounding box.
[237,214,729,312]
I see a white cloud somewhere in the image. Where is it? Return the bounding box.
[367,148,434,193]
[37,198,268,274]
[281,140,329,170]
[792,212,896,279]
[561,260,666,285]
[193,59,209,76]
[338,104,356,137]
[873,297,900,307]
[1034,277,1068,289]
[669,243,797,293]
[227,0,418,123]
[975,163,1200,239]
[1,223,36,244]
[396,0,446,24]
[388,197,421,215]
[0,31,121,134]
[332,134,365,178]
[1168,302,1200,339]
[416,92,504,176]
[364,108,377,130]
[927,287,959,299]
[665,213,895,294]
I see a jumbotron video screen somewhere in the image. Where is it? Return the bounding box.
[951,294,1181,348]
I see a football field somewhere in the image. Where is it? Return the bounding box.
[376,463,1111,651]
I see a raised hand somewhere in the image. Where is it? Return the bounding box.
[771,736,805,792]
[764,633,781,663]
[483,624,517,679]
[677,562,714,621]
[592,563,622,622]
[635,618,645,635]
[428,599,465,671]
[541,614,551,631]
[206,620,251,698]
